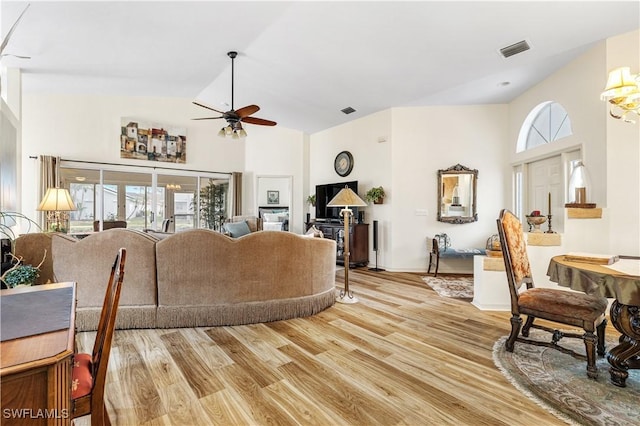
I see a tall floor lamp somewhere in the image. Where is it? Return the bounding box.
[327,185,368,304]
[37,187,76,233]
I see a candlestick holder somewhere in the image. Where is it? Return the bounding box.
[545,214,556,233]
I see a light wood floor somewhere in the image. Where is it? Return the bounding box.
[75,269,571,426]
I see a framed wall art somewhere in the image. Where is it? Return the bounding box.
[267,190,280,205]
[120,118,186,163]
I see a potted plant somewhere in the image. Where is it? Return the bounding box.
[306,195,316,207]
[1,252,46,288]
[365,186,386,204]
[196,179,228,231]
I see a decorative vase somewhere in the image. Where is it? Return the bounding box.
[526,216,547,233]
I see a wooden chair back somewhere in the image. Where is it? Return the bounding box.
[496,209,534,314]
[430,237,440,256]
[72,248,126,425]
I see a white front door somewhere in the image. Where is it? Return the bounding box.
[527,155,563,232]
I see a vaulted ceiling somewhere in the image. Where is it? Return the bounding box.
[2,1,638,133]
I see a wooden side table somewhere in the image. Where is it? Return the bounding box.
[1,283,76,425]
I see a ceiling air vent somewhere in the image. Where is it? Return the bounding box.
[499,40,530,58]
[341,107,356,115]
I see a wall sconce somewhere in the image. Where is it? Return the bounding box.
[600,67,640,123]
[564,161,595,208]
[37,187,76,232]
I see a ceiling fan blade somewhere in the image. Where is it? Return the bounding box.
[0,4,30,56]
[242,116,277,126]
[192,101,226,115]
[192,116,224,120]
[235,104,260,118]
[0,53,31,59]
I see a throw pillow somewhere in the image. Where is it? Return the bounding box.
[305,225,324,238]
[263,213,281,222]
[224,221,252,238]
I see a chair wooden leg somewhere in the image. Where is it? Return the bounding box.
[584,331,598,379]
[596,319,607,357]
[89,405,111,426]
[103,406,111,426]
[506,315,522,352]
[522,315,535,337]
[427,254,433,275]
[434,254,440,277]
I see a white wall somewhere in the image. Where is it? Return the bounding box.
[605,30,640,256]
[310,106,508,272]
[310,110,393,268]
[16,28,640,272]
[20,93,305,223]
[244,124,306,233]
[508,29,639,258]
[508,42,608,206]
[1,68,22,211]
[390,105,508,272]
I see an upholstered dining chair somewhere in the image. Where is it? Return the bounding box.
[496,209,608,379]
[93,220,127,232]
[427,237,441,277]
[71,248,126,426]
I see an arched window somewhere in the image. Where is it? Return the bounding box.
[517,101,572,152]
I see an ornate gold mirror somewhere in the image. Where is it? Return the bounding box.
[437,164,478,224]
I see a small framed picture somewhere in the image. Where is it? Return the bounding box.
[267,190,279,205]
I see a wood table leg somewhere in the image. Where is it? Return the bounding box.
[607,300,640,387]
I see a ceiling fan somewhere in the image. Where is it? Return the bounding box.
[0,3,31,60]
[193,51,276,139]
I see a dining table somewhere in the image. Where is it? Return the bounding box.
[547,255,640,387]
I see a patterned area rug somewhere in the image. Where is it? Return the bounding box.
[421,276,473,299]
[493,330,640,426]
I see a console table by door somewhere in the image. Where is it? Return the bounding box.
[307,222,369,267]
[547,256,640,387]
[1,282,76,425]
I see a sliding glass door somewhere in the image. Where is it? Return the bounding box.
[60,162,231,234]
[157,174,197,232]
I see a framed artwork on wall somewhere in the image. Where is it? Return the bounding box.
[120,118,186,163]
[267,190,280,205]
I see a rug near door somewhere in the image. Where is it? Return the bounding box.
[421,276,473,299]
[493,330,639,426]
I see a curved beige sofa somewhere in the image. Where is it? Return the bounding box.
[45,228,335,331]
[155,230,337,327]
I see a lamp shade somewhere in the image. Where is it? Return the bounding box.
[37,188,76,211]
[327,186,367,208]
[601,67,639,100]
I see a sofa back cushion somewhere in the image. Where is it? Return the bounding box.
[52,229,158,309]
[155,229,336,306]
[13,233,55,285]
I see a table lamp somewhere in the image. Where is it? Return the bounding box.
[327,185,368,303]
[37,187,76,233]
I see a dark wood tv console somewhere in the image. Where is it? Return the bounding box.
[306,221,369,267]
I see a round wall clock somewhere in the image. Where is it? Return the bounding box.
[334,151,354,177]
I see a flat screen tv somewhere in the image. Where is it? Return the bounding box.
[315,181,359,221]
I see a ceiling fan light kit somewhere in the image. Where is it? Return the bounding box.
[193,51,276,139]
